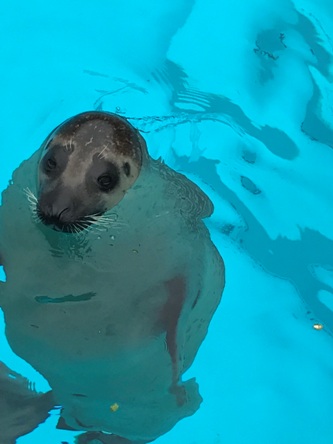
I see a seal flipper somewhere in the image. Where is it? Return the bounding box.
[162,276,187,405]
[57,415,152,443]
[0,362,54,443]
[75,431,150,444]
[57,415,79,431]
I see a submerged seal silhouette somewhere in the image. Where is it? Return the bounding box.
[0,111,225,443]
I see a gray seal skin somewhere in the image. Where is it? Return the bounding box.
[0,112,224,443]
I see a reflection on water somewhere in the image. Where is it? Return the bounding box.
[1,0,333,443]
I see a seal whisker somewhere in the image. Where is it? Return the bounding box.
[68,224,77,235]
[74,225,81,235]
[83,220,96,226]
[94,215,124,226]
[23,188,38,206]
[23,187,38,201]
[83,216,127,232]
[82,212,103,218]
[80,214,123,229]
[77,222,88,232]
[91,219,110,226]
[87,222,108,234]
[29,203,38,214]
[81,215,98,222]
[23,188,42,223]
[64,138,75,153]
[81,214,104,223]
[32,211,41,222]
[70,223,84,235]
[97,145,109,160]
[87,220,104,230]
[98,215,114,222]
[95,220,126,231]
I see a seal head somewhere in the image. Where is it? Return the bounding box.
[36,111,146,233]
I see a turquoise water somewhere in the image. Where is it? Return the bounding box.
[1,0,333,443]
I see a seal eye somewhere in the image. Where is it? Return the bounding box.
[47,158,57,169]
[43,156,57,173]
[97,174,118,192]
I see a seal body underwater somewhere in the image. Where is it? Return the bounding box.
[0,112,224,442]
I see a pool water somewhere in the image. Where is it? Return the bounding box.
[1,0,333,443]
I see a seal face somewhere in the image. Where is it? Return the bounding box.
[37,111,145,233]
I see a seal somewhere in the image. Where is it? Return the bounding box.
[0,111,224,443]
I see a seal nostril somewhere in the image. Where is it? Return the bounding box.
[37,206,70,226]
[58,207,70,222]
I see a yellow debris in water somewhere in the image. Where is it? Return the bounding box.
[313,323,323,331]
[110,403,119,412]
